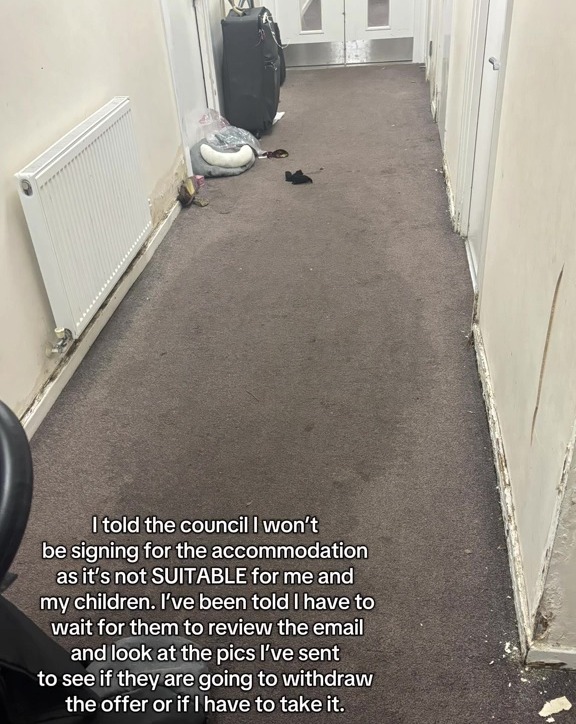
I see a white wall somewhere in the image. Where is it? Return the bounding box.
[427,0,576,660]
[478,0,576,648]
[0,0,185,417]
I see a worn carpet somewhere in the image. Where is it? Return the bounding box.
[8,65,576,723]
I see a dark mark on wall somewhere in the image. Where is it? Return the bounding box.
[531,266,564,445]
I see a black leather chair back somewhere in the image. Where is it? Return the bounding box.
[0,401,33,588]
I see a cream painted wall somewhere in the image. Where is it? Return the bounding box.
[478,0,576,644]
[0,0,185,417]
[426,0,576,656]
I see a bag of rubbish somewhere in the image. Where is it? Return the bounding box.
[199,108,262,154]
[207,125,262,155]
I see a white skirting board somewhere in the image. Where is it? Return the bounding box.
[526,644,576,669]
[464,238,478,292]
[442,158,479,292]
[473,324,576,668]
[21,202,181,439]
[442,157,456,224]
[472,323,532,659]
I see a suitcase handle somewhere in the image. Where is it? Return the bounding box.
[226,0,248,15]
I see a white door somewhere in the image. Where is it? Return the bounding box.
[276,0,345,45]
[346,0,415,64]
[346,0,415,41]
[467,0,509,283]
[160,0,209,175]
[275,0,417,66]
[274,0,345,64]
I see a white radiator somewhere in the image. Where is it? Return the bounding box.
[15,97,152,339]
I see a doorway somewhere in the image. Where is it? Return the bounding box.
[435,0,454,146]
[272,0,416,66]
[160,0,214,175]
[465,0,509,285]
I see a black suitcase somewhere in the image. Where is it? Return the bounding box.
[234,0,286,85]
[221,6,282,135]
[272,19,287,86]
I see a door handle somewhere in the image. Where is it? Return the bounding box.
[488,56,501,70]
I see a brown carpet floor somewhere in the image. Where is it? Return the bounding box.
[8,65,576,722]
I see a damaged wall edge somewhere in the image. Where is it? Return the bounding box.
[531,419,576,643]
[21,201,182,439]
[441,155,478,291]
[526,644,576,670]
[472,323,532,659]
[442,156,457,227]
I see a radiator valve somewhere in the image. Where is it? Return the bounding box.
[51,328,73,355]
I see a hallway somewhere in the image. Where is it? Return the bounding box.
[9,65,576,721]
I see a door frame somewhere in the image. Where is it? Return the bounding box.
[194,0,221,112]
[455,0,514,290]
[474,0,514,296]
[413,0,430,63]
[454,0,491,238]
[426,0,447,118]
[160,0,208,176]
[436,0,453,146]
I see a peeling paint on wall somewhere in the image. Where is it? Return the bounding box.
[150,151,187,227]
[472,323,532,658]
[534,436,576,649]
[530,412,576,646]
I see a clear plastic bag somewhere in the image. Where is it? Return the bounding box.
[198,109,263,155]
[198,108,229,136]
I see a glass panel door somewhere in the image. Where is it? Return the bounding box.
[345,0,415,63]
[274,0,345,66]
[300,0,323,32]
[368,0,390,28]
[274,0,415,67]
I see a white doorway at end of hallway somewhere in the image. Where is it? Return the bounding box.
[270,0,426,67]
